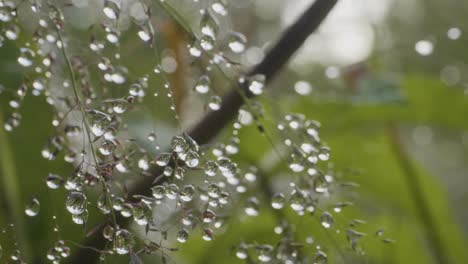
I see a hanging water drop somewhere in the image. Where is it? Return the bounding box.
[177,229,189,243]
[208,95,222,110]
[46,174,64,189]
[271,193,285,209]
[65,191,87,215]
[113,229,135,255]
[227,32,247,53]
[200,10,219,40]
[194,75,210,94]
[17,47,35,67]
[25,197,40,217]
[320,211,334,229]
[248,74,265,95]
[103,0,121,20]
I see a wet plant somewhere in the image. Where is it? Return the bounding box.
[0,0,398,263]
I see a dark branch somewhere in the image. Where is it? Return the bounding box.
[69,1,337,263]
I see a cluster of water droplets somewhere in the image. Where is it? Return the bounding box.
[0,0,387,263]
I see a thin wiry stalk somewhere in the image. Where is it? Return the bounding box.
[54,24,119,228]
[386,125,448,264]
[69,1,338,263]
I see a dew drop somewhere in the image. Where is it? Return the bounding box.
[71,210,88,225]
[25,197,40,217]
[155,153,171,166]
[200,10,219,40]
[179,185,195,202]
[65,191,87,215]
[208,95,222,110]
[248,74,265,95]
[114,229,135,255]
[211,2,228,16]
[184,150,200,168]
[103,0,121,20]
[271,193,285,210]
[103,225,114,241]
[227,32,247,53]
[236,244,248,259]
[194,75,210,94]
[320,212,334,229]
[176,229,189,243]
[17,47,35,67]
[200,35,215,51]
[97,194,111,214]
[46,174,64,189]
[151,185,166,199]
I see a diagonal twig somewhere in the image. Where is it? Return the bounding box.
[69,1,338,263]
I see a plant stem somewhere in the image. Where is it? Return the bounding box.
[386,125,448,264]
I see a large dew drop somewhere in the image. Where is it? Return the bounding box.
[113,229,135,255]
[103,0,121,20]
[227,32,247,54]
[65,191,87,215]
[17,47,35,67]
[25,197,40,217]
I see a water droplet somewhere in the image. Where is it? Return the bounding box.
[46,174,64,189]
[313,250,327,264]
[271,193,285,209]
[188,41,202,57]
[194,75,210,94]
[320,212,333,229]
[248,74,265,95]
[137,24,153,42]
[202,209,216,223]
[171,136,187,153]
[290,191,305,212]
[97,194,112,214]
[120,203,133,217]
[318,147,330,161]
[132,203,151,226]
[165,184,179,200]
[202,228,214,241]
[25,197,40,217]
[72,210,88,225]
[103,225,114,241]
[200,10,219,40]
[155,153,171,166]
[227,32,247,53]
[99,140,117,156]
[208,95,222,110]
[17,47,35,67]
[244,197,259,216]
[184,150,200,168]
[5,25,20,40]
[211,2,228,16]
[200,35,215,51]
[236,244,248,259]
[257,245,273,263]
[4,112,21,132]
[177,229,189,243]
[112,99,128,114]
[65,191,87,215]
[179,185,195,202]
[151,185,166,199]
[103,0,121,20]
[114,229,135,255]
